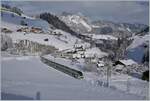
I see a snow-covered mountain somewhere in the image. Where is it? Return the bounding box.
[59,12,148,39]
[60,12,92,33]
[91,20,148,37]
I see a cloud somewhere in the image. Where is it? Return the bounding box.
[2,1,149,25]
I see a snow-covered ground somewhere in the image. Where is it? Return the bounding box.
[84,72,149,99]
[1,54,147,100]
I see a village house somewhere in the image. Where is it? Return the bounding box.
[30,27,43,33]
[17,27,43,33]
[17,27,29,32]
[52,30,62,36]
[113,59,137,73]
[97,60,105,68]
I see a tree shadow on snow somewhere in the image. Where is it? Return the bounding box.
[1,92,34,100]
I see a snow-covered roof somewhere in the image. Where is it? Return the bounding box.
[74,43,90,49]
[119,59,137,66]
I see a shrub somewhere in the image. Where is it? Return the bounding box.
[142,70,149,81]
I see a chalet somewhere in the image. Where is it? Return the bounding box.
[62,49,76,54]
[30,27,43,33]
[113,59,137,72]
[52,30,62,35]
[97,61,105,67]
[73,54,82,59]
[17,27,29,32]
[113,59,137,67]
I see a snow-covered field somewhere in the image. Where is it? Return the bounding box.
[1,53,148,100]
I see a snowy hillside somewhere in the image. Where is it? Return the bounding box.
[1,10,50,32]
[1,9,90,52]
[8,31,84,51]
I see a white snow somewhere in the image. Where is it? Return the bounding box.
[91,25,100,28]
[1,21,21,31]
[1,55,146,100]
[80,20,92,32]
[84,47,108,58]
[84,72,149,99]
[126,27,132,32]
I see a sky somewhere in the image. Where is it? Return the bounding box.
[2,1,149,25]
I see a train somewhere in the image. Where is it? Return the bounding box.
[40,56,84,79]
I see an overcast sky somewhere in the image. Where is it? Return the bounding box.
[2,1,149,25]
